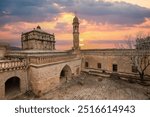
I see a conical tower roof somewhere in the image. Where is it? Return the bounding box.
[73,16,79,23]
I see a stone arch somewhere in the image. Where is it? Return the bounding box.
[60,65,72,83]
[5,76,20,97]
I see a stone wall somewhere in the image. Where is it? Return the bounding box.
[0,69,28,99]
[0,45,7,59]
[28,58,81,96]
[82,49,150,76]
[82,54,133,73]
[29,54,77,64]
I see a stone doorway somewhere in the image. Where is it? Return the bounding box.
[60,65,72,83]
[5,77,20,97]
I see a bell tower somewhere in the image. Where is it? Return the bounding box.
[72,16,80,50]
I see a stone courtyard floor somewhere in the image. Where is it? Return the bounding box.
[15,74,150,100]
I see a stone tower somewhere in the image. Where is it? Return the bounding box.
[21,26,55,50]
[72,16,80,50]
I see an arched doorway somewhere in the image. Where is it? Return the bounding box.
[60,65,72,83]
[5,77,20,97]
[76,67,80,75]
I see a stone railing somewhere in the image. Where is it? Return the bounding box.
[29,54,77,64]
[0,59,27,72]
[82,49,150,56]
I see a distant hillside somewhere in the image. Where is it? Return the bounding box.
[9,46,21,50]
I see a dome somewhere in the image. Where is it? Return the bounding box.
[73,16,79,23]
[34,25,46,33]
[37,25,41,29]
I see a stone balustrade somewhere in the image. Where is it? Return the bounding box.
[0,59,27,72]
[29,54,77,64]
[0,54,77,71]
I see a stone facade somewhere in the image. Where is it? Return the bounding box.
[82,49,150,79]
[82,49,135,73]
[21,26,55,50]
[0,69,28,99]
[0,49,82,99]
[0,43,8,59]
[29,58,81,96]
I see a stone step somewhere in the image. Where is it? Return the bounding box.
[89,72,110,78]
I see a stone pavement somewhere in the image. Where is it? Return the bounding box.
[39,75,150,100]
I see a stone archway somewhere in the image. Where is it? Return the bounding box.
[5,76,20,97]
[60,65,72,83]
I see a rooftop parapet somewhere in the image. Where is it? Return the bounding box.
[0,59,27,72]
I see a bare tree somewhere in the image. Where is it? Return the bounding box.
[119,33,150,81]
[131,50,150,81]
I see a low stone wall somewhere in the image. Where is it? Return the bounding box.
[29,54,77,64]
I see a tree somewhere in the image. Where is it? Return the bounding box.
[119,33,150,81]
[131,50,150,81]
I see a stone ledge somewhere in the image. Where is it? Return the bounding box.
[29,58,81,68]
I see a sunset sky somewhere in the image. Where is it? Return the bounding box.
[0,0,150,50]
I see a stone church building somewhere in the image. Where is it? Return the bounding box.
[0,16,150,99]
[21,25,55,50]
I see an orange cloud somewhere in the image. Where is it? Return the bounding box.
[0,30,18,40]
[0,12,150,50]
